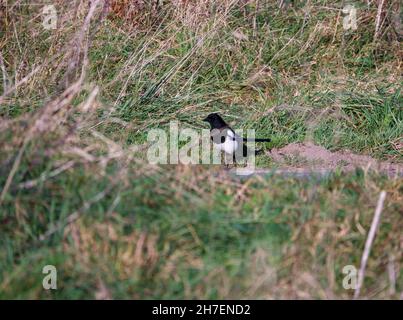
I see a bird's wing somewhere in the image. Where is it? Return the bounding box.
[227,127,244,143]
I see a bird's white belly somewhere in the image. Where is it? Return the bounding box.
[215,139,238,154]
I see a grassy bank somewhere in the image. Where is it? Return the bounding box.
[0,0,402,299]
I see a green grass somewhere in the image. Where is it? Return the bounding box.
[0,167,401,299]
[0,1,402,299]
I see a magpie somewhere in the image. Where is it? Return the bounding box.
[202,113,270,162]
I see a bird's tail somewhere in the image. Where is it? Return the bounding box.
[244,138,271,142]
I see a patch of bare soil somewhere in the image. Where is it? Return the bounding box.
[267,142,403,177]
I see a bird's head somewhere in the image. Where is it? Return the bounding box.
[202,113,226,129]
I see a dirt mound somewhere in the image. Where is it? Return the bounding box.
[268,142,403,177]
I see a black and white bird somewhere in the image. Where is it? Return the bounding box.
[202,113,270,161]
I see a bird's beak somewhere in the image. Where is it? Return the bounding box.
[202,117,208,122]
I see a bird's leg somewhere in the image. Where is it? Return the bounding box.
[222,152,229,169]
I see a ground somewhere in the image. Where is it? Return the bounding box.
[0,1,402,299]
